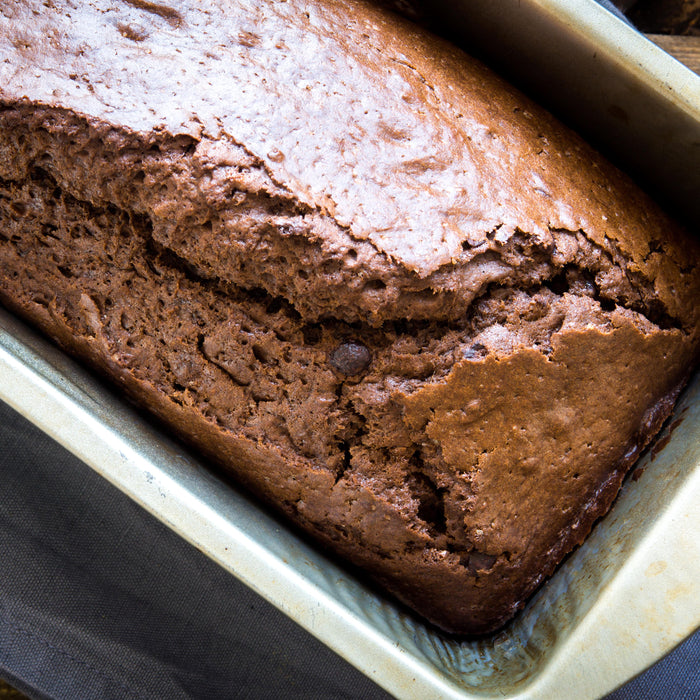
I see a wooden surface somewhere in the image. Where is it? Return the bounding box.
[629,0,700,36]
[0,681,25,699]
[646,33,700,74]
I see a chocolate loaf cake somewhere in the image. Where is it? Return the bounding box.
[1,0,699,634]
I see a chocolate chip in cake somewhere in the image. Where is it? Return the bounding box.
[466,551,498,574]
[329,341,371,375]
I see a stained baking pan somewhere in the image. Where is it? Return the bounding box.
[0,1,699,698]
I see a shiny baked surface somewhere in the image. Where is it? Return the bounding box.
[0,0,699,634]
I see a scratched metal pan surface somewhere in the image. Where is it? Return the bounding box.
[1,1,699,698]
[431,0,700,227]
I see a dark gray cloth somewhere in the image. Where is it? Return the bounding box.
[0,398,699,699]
[0,400,391,699]
[606,632,700,700]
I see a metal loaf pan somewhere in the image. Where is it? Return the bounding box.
[0,1,699,698]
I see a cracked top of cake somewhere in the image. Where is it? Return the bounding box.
[2,0,700,635]
[1,0,698,328]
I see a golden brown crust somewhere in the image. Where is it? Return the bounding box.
[1,0,698,326]
[0,0,699,634]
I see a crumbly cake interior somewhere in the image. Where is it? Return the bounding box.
[1,107,697,633]
[0,0,699,634]
[0,107,688,331]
